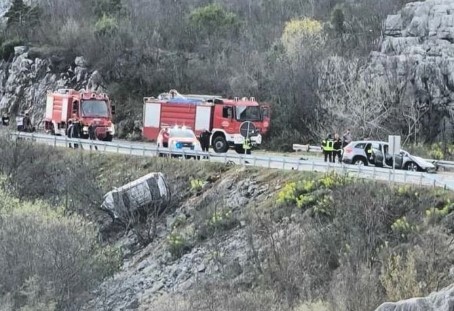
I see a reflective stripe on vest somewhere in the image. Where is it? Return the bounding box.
[326,140,334,151]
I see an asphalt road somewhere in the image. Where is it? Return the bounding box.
[3,129,454,190]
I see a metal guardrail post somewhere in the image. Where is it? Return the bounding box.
[253,156,257,166]
[268,157,271,168]
[143,146,146,156]
[282,158,286,170]
[296,160,300,171]
[419,173,423,186]
[373,166,376,180]
[117,143,120,153]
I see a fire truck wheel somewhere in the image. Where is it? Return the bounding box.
[212,136,228,153]
[103,134,113,142]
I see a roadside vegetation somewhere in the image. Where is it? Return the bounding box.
[1,0,437,151]
[1,137,453,310]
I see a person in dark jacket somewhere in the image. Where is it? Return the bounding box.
[68,113,82,149]
[88,122,98,150]
[333,133,342,163]
[23,113,33,132]
[199,129,211,159]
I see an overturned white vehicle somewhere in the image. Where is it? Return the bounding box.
[101,172,171,222]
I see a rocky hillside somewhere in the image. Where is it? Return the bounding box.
[375,284,454,311]
[370,0,454,140]
[1,137,454,311]
[0,46,103,126]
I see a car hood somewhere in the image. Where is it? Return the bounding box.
[409,154,436,170]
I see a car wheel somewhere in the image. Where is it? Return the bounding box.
[353,157,367,166]
[212,136,229,153]
[405,162,419,171]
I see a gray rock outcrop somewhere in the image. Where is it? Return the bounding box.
[0,47,105,126]
[368,0,454,140]
[375,283,454,311]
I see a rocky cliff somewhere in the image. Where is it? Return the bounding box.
[375,284,454,311]
[0,46,104,126]
[369,0,454,140]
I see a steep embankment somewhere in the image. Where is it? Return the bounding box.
[0,137,454,310]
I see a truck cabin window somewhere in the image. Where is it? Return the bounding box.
[222,106,233,119]
[81,100,109,118]
[236,106,261,122]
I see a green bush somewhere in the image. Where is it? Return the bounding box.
[0,189,121,310]
[167,232,192,259]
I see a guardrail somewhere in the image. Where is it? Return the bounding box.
[5,131,454,191]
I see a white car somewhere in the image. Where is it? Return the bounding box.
[342,140,437,173]
[156,126,202,159]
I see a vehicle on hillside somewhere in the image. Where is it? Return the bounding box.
[43,88,116,141]
[156,126,202,159]
[142,89,270,153]
[342,140,436,173]
[101,172,171,221]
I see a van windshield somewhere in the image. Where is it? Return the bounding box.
[235,106,262,122]
[81,100,109,118]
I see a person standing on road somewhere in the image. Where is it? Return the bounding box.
[333,133,342,163]
[321,134,334,163]
[342,129,352,147]
[68,113,82,149]
[243,136,252,155]
[199,129,211,159]
[88,122,98,150]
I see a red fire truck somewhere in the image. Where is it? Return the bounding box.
[43,89,116,141]
[142,89,270,153]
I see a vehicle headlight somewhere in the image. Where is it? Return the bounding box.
[176,142,183,149]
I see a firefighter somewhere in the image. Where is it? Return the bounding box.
[321,134,334,163]
[88,122,98,151]
[68,113,82,149]
[243,136,252,155]
[199,129,211,159]
[162,127,170,148]
[333,133,342,163]
[22,113,33,132]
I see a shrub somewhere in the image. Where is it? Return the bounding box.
[0,189,121,310]
[190,178,205,193]
[167,232,192,259]
[379,250,422,301]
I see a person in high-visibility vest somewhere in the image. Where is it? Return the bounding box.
[321,134,334,162]
[243,137,252,155]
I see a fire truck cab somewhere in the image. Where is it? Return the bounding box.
[44,89,115,141]
[142,90,270,153]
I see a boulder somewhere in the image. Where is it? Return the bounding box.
[375,284,454,311]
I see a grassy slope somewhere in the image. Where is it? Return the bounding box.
[1,139,453,310]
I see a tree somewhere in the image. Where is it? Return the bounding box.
[4,0,41,39]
